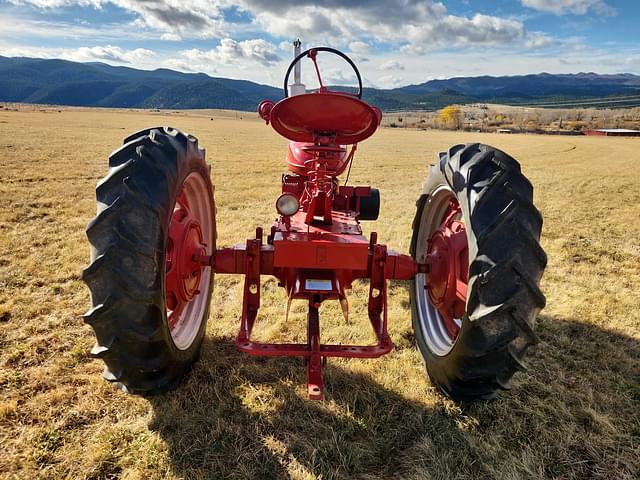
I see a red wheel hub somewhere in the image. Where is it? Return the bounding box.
[166,191,207,332]
[426,197,469,341]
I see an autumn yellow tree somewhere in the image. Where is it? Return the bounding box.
[439,105,462,129]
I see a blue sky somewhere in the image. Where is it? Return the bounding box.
[0,0,638,88]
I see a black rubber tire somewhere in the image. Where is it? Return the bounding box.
[359,188,380,221]
[82,126,215,395]
[410,143,546,401]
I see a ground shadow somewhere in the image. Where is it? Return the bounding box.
[149,314,639,479]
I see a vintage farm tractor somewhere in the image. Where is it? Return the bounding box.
[83,45,546,401]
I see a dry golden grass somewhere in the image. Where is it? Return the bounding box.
[0,106,639,479]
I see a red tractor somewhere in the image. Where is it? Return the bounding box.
[83,46,546,401]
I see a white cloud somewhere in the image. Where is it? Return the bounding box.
[349,54,370,64]
[380,60,405,71]
[179,38,280,68]
[69,45,156,63]
[6,0,101,6]
[322,68,358,86]
[405,14,525,47]
[377,74,404,88]
[0,44,156,65]
[6,0,535,52]
[525,34,555,49]
[7,0,226,38]
[3,0,636,89]
[160,33,182,41]
[245,1,527,51]
[521,0,615,16]
[163,57,212,73]
[348,41,370,54]
[0,13,157,42]
[252,9,342,42]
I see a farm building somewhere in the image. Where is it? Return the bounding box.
[582,128,640,136]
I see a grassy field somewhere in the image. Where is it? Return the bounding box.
[0,106,639,479]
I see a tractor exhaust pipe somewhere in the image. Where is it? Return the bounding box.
[294,39,301,84]
[290,39,306,96]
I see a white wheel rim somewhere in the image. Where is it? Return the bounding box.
[168,171,214,350]
[415,185,464,356]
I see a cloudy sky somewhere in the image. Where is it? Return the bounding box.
[0,0,638,88]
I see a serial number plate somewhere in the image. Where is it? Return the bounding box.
[305,279,333,291]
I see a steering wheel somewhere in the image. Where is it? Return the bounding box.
[283,47,363,99]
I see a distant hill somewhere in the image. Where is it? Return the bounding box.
[1,56,639,111]
[395,73,640,108]
[0,56,282,110]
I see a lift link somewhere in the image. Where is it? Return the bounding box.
[200,236,424,399]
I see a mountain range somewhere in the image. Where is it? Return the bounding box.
[1,56,639,111]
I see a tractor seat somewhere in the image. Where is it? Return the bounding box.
[268,92,381,145]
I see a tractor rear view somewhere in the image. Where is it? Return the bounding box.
[82,43,546,401]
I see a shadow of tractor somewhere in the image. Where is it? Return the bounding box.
[149,314,639,479]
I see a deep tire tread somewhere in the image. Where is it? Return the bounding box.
[411,143,546,401]
[83,127,214,395]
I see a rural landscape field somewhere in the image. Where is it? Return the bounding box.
[0,106,639,479]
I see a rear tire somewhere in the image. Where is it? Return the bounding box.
[82,127,215,395]
[410,143,546,400]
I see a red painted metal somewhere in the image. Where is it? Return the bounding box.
[258,99,275,124]
[196,46,431,399]
[207,241,422,281]
[205,222,415,398]
[307,49,325,93]
[286,142,351,176]
[166,191,207,332]
[200,220,420,399]
[426,197,469,340]
[231,229,395,360]
[333,185,370,213]
[306,305,323,400]
[268,93,380,145]
[272,210,368,270]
